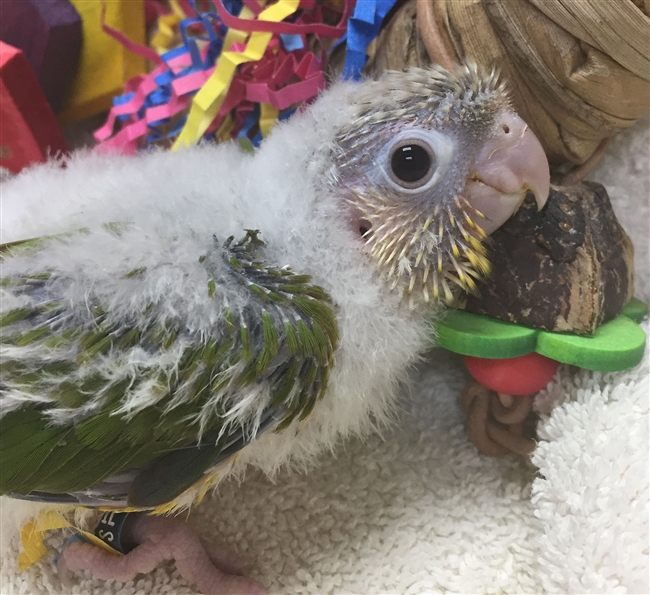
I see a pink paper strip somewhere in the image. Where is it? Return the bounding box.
[145,93,190,124]
[94,65,169,142]
[171,67,216,96]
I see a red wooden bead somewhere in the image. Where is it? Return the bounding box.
[464,352,560,396]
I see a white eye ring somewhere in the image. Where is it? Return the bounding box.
[378,129,455,195]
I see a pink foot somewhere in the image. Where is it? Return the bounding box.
[58,513,266,595]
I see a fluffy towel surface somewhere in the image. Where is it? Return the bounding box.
[0,121,647,595]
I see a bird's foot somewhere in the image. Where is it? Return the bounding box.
[58,513,266,595]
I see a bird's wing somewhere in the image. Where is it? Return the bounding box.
[0,230,338,509]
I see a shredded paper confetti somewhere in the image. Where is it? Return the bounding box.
[94,0,398,153]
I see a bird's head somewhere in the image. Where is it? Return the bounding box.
[330,64,550,308]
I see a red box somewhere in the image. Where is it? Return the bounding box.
[0,42,67,174]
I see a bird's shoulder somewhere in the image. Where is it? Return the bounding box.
[0,229,339,508]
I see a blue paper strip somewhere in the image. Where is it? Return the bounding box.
[280,33,304,52]
[341,0,398,81]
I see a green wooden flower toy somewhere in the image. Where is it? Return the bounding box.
[436,298,647,396]
[436,182,647,456]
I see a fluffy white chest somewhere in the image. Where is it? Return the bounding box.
[1,128,434,482]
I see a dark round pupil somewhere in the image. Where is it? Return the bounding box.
[391,144,431,183]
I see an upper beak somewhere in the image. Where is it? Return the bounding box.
[463,111,550,235]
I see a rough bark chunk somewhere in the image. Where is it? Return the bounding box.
[458,182,634,335]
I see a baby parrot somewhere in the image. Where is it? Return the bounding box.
[0,65,549,594]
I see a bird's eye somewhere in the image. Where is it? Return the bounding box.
[388,140,436,189]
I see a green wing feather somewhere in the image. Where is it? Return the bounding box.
[0,231,338,508]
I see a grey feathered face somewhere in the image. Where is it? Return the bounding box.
[332,65,550,308]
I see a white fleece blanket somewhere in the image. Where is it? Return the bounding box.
[0,121,647,595]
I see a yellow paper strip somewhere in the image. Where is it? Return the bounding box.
[19,510,123,569]
[215,114,235,141]
[222,7,253,48]
[259,103,280,138]
[151,0,186,53]
[19,512,71,569]
[172,0,300,150]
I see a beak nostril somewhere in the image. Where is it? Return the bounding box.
[502,124,510,134]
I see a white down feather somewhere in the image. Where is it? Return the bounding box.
[0,81,435,515]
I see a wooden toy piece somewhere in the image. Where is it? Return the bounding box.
[438,182,647,371]
[437,307,647,373]
[0,0,82,113]
[439,307,647,373]
[464,353,559,396]
[439,303,646,458]
[0,43,67,174]
[57,0,147,125]
[621,297,650,323]
[437,310,537,359]
[460,183,635,335]
[537,315,646,372]
[436,182,647,458]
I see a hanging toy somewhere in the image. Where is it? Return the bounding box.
[436,182,648,456]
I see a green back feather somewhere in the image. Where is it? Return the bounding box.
[0,231,339,507]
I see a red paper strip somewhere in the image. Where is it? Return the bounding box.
[100,0,164,65]
[246,74,325,110]
[242,0,263,16]
[214,0,351,36]
[95,0,353,151]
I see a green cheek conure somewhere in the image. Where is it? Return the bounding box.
[0,64,549,594]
